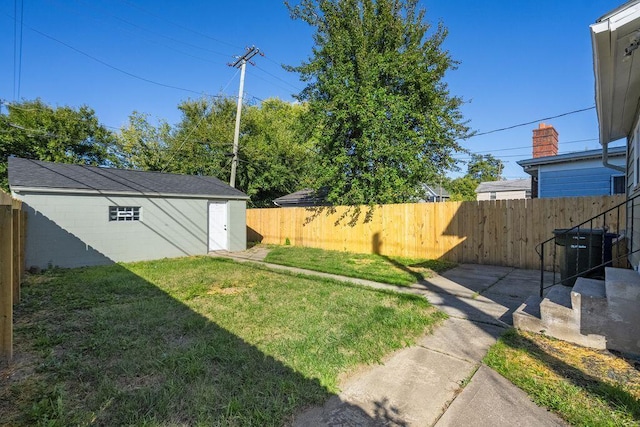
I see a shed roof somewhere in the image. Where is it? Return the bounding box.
[8,157,249,199]
[475,178,531,193]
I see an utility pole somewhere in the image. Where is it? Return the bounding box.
[229,46,261,188]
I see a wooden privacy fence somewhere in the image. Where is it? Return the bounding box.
[1,191,26,364]
[247,195,626,270]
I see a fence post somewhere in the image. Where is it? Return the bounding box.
[12,208,20,304]
[20,211,26,284]
[0,205,13,364]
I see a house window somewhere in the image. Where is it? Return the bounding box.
[612,175,626,195]
[109,206,141,222]
[490,192,497,200]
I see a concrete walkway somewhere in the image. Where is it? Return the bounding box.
[210,248,566,426]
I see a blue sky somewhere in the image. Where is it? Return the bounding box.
[0,0,627,179]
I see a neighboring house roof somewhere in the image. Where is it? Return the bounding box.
[591,0,640,145]
[475,179,531,194]
[274,184,449,207]
[273,188,328,207]
[517,146,626,173]
[8,157,249,199]
[423,184,450,198]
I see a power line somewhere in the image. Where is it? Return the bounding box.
[220,68,240,94]
[13,0,24,100]
[254,65,302,92]
[457,137,600,156]
[160,109,210,172]
[467,106,596,138]
[119,0,242,51]
[4,13,213,96]
[67,0,233,61]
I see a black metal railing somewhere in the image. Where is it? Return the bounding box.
[536,193,640,297]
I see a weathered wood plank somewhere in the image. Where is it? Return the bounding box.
[1,205,13,364]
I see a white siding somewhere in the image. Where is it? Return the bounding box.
[477,190,528,201]
[228,200,247,252]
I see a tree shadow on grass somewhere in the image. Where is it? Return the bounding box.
[4,260,399,426]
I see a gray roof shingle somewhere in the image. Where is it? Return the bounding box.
[475,178,531,193]
[273,188,328,207]
[8,157,248,199]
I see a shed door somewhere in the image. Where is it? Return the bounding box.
[208,202,228,251]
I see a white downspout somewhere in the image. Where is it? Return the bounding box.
[603,143,625,172]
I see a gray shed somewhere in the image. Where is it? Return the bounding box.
[8,157,249,269]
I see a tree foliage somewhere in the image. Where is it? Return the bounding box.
[467,153,503,183]
[0,99,116,191]
[445,154,504,201]
[287,0,470,205]
[165,97,237,179]
[239,99,316,206]
[114,97,316,207]
[115,112,172,171]
[446,176,478,201]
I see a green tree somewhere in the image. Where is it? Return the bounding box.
[444,154,504,201]
[287,0,470,205]
[467,153,503,182]
[164,97,237,179]
[445,176,478,201]
[115,112,172,171]
[0,99,116,191]
[155,96,316,207]
[239,98,316,206]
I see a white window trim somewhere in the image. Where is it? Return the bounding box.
[611,174,626,195]
[109,206,141,222]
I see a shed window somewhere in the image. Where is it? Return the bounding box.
[109,206,141,221]
[490,192,497,200]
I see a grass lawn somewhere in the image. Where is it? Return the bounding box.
[264,246,456,286]
[1,256,445,426]
[484,329,640,426]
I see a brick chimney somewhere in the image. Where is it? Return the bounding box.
[532,123,558,158]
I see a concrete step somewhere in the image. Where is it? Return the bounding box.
[540,286,575,324]
[605,267,640,301]
[571,278,607,335]
[603,267,640,355]
[513,295,544,333]
[514,285,606,350]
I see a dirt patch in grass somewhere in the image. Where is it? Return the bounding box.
[530,335,640,392]
[485,329,640,425]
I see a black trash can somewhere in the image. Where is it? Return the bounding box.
[553,228,611,286]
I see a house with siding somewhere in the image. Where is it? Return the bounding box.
[475,179,531,201]
[593,0,640,267]
[514,0,640,357]
[8,157,248,269]
[518,123,626,198]
[421,184,450,202]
